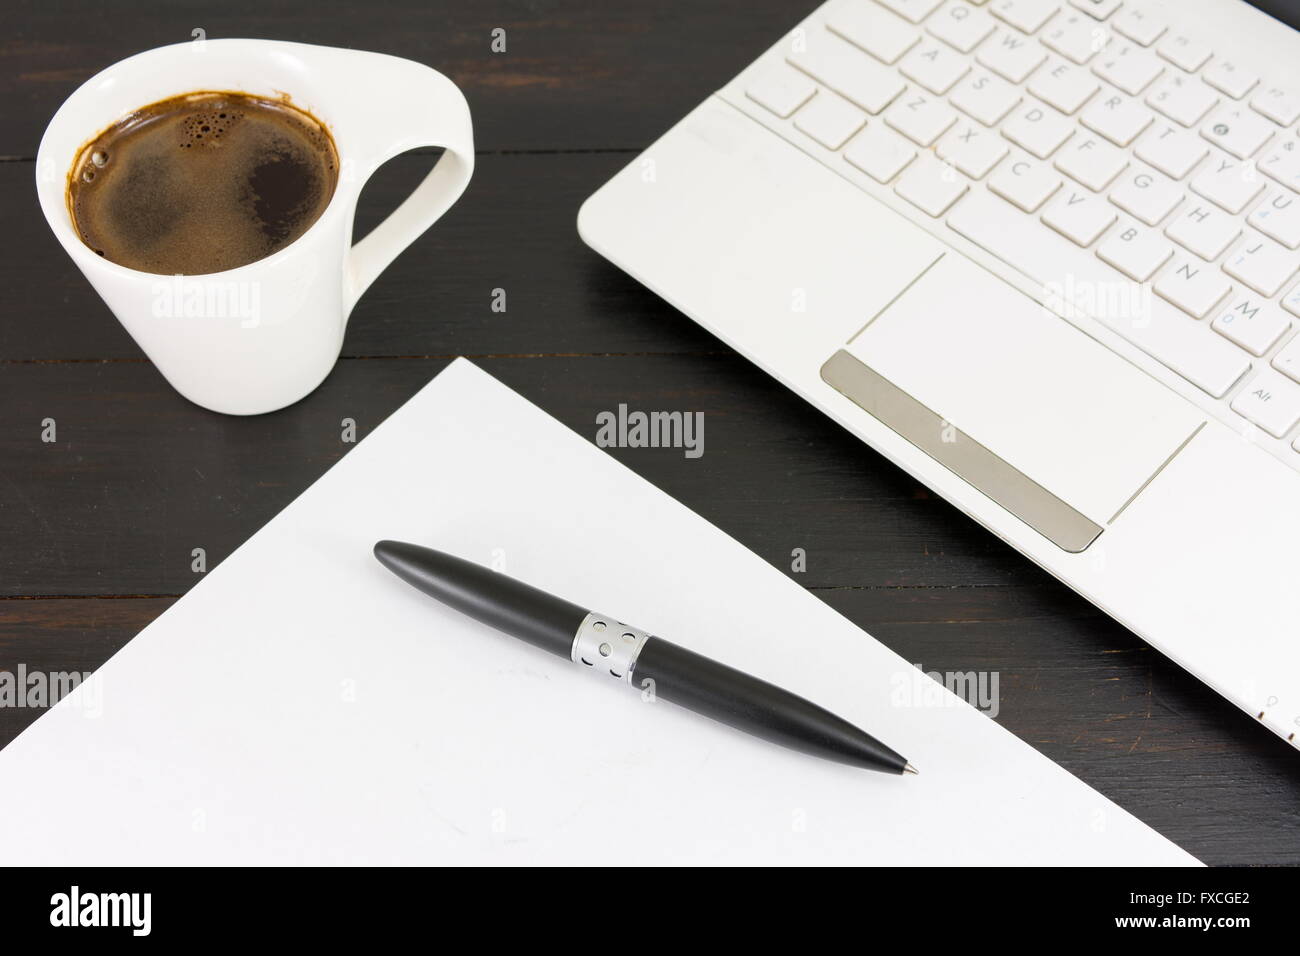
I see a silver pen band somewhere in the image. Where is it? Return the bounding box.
[571,611,651,684]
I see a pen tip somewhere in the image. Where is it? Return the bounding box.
[903,763,919,776]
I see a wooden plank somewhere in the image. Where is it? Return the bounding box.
[0,354,1042,596]
[2,0,817,156]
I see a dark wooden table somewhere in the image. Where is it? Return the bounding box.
[3,0,1298,866]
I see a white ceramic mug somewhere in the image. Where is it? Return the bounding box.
[36,39,473,415]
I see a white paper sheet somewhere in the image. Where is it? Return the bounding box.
[0,359,1198,864]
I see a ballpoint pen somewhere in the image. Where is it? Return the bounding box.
[373,540,917,775]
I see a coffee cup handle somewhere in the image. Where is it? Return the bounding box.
[342,59,474,316]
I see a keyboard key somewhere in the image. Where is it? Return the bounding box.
[1145,74,1218,127]
[1111,6,1167,47]
[988,151,1062,210]
[1097,221,1174,280]
[1165,202,1240,259]
[895,153,969,215]
[1190,152,1266,214]
[1231,369,1300,438]
[745,67,817,118]
[1134,123,1208,178]
[1054,133,1128,190]
[976,29,1048,82]
[1222,234,1298,297]
[1042,187,1117,245]
[827,3,921,65]
[1272,329,1300,382]
[936,121,1009,177]
[794,92,867,149]
[990,0,1060,34]
[1068,0,1121,20]
[1002,101,1074,157]
[844,123,917,182]
[1110,166,1184,225]
[884,92,958,146]
[1042,12,1109,65]
[1080,93,1153,146]
[1092,43,1164,95]
[876,0,946,24]
[1156,33,1212,73]
[949,69,1021,125]
[1259,141,1300,193]
[1282,282,1300,319]
[1251,86,1300,128]
[788,33,907,114]
[1248,191,1300,250]
[1211,294,1291,356]
[900,40,972,94]
[927,1,996,53]
[1028,59,1100,113]
[1202,60,1259,100]
[1154,257,1232,317]
[1201,105,1274,160]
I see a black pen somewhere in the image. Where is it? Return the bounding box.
[373,541,917,776]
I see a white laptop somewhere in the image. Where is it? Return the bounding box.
[579,0,1300,750]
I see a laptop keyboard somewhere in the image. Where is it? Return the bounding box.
[731,0,1300,469]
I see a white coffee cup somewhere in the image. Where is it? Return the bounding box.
[36,39,473,415]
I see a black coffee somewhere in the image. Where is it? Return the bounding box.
[68,91,338,274]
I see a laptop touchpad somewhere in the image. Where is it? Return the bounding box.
[820,254,1203,552]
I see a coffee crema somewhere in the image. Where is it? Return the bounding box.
[67,91,339,275]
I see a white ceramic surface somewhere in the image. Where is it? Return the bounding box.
[36,39,474,414]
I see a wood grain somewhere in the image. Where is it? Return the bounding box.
[1,0,820,156]
[0,355,1046,595]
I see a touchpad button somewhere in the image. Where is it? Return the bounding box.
[821,255,1203,551]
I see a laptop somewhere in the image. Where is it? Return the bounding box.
[578,0,1300,750]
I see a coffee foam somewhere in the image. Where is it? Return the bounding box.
[69,92,338,275]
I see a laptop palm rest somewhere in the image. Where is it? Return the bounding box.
[820,254,1204,553]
